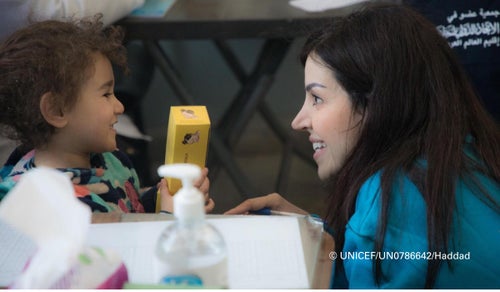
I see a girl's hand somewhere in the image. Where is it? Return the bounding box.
[158,167,214,213]
[224,193,308,215]
[158,179,174,213]
[195,167,214,213]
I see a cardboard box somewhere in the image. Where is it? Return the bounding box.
[156,106,211,212]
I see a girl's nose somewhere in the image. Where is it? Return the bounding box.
[114,95,125,114]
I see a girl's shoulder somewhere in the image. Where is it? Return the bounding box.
[0,148,35,201]
[0,148,35,179]
[101,150,135,169]
[99,150,140,188]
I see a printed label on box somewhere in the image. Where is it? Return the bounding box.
[156,106,211,212]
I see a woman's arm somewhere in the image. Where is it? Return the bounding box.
[224,193,308,215]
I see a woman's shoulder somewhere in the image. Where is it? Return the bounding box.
[349,170,427,237]
[347,172,384,236]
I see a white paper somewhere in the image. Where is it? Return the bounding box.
[86,216,311,288]
[289,0,369,12]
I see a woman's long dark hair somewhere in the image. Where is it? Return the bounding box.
[300,3,500,288]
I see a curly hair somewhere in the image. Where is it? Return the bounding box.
[0,14,127,149]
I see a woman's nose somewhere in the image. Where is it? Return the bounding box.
[291,105,308,131]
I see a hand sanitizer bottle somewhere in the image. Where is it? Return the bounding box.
[154,163,228,288]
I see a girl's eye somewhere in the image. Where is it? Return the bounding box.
[312,94,324,105]
[103,93,113,98]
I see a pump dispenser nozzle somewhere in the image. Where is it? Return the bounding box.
[157,163,204,222]
[158,163,201,189]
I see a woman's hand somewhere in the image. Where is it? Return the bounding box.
[158,167,214,213]
[224,193,308,215]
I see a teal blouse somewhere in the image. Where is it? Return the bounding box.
[330,166,500,288]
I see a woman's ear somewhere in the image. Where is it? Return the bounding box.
[40,92,67,128]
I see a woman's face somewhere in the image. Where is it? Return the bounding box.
[291,54,362,180]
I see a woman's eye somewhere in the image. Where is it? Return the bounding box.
[312,94,323,105]
[103,93,113,98]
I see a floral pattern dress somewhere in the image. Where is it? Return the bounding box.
[0,148,147,213]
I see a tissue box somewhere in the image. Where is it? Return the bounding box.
[11,246,129,289]
[156,106,211,212]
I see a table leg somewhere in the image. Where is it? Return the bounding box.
[143,38,312,198]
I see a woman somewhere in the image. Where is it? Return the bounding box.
[226,3,500,288]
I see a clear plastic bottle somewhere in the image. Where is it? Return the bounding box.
[154,164,228,288]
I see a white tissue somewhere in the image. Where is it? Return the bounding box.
[115,114,152,141]
[0,167,91,288]
[289,0,369,12]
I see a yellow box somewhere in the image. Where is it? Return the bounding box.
[156,106,211,212]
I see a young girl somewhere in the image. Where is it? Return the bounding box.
[0,15,213,213]
[226,3,500,288]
